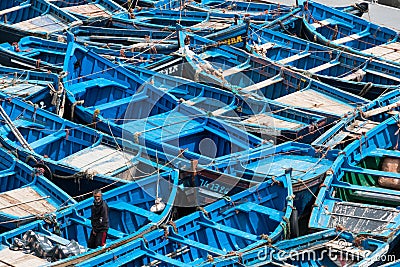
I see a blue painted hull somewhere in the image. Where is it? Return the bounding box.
[0,147,75,229]
[0,0,81,43]
[298,0,400,67]
[248,24,400,100]
[0,171,179,264]
[75,173,293,266]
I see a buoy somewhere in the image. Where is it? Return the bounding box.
[150,197,165,213]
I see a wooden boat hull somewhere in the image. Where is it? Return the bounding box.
[0,0,81,43]
[0,171,179,264]
[0,147,75,229]
[310,115,400,243]
[75,173,293,266]
[248,24,400,100]
[298,0,400,67]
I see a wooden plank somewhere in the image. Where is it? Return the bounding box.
[0,4,31,16]
[59,144,135,175]
[362,101,400,118]
[381,51,400,62]
[13,15,68,33]
[278,52,311,65]
[241,75,283,92]
[311,19,331,29]
[383,42,400,50]
[363,46,395,56]
[276,89,354,115]
[341,69,366,81]
[365,69,400,83]
[308,61,339,73]
[333,33,364,45]
[243,114,303,130]
[62,4,109,18]
[222,64,250,77]
[0,247,47,266]
[0,187,55,217]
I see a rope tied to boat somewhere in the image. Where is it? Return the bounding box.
[196,206,210,218]
[133,132,141,144]
[206,255,214,262]
[168,220,178,233]
[260,234,272,244]
[35,59,41,70]
[42,213,61,235]
[52,169,95,181]
[160,224,169,239]
[282,216,291,239]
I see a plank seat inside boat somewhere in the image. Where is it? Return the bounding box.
[45,233,71,246]
[365,69,400,82]
[243,114,304,130]
[276,89,354,115]
[199,50,226,60]
[222,63,251,77]
[333,182,400,200]
[307,61,340,73]
[0,83,45,96]
[333,32,367,45]
[223,202,285,222]
[12,118,46,129]
[69,216,127,239]
[369,148,400,158]
[327,201,399,233]
[240,75,283,92]
[68,78,128,94]
[92,95,144,111]
[167,232,226,255]
[62,4,109,18]
[13,15,68,33]
[0,4,32,17]
[324,120,378,148]
[0,246,47,266]
[342,167,400,180]
[192,20,230,31]
[197,219,259,241]
[29,130,66,150]
[107,201,160,222]
[363,42,400,62]
[310,18,337,29]
[0,187,56,217]
[278,52,311,64]
[59,144,135,176]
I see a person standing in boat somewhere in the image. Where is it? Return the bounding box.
[88,189,109,249]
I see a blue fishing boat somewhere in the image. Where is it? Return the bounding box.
[309,114,400,243]
[0,40,64,73]
[48,0,130,21]
[0,0,81,43]
[248,24,400,100]
[177,30,369,120]
[0,170,178,264]
[183,1,299,25]
[69,26,178,54]
[313,89,400,150]
[73,172,293,266]
[128,65,327,144]
[0,35,170,72]
[64,40,268,165]
[0,93,175,198]
[0,65,64,113]
[198,229,390,267]
[298,0,400,67]
[0,146,75,229]
[206,141,338,226]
